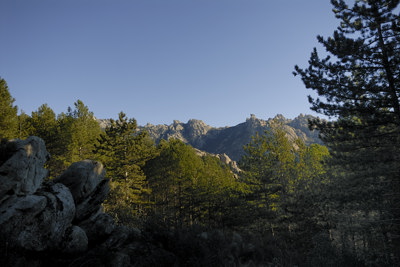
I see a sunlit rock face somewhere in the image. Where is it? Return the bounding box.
[0,136,49,197]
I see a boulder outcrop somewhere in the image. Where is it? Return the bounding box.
[0,136,49,198]
[0,137,139,266]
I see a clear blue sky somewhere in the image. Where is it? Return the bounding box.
[1,0,338,127]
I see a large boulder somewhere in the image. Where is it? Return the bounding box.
[0,137,147,266]
[53,159,110,222]
[0,136,49,200]
[78,212,116,243]
[0,179,83,253]
[0,138,106,255]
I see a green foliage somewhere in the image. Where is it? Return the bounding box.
[240,121,321,209]
[94,112,156,224]
[239,121,331,263]
[24,100,102,177]
[29,104,58,144]
[0,78,18,139]
[145,139,205,228]
[65,100,102,164]
[294,0,400,264]
[145,139,245,229]
[17,111,33,139]
[26,104,64,176]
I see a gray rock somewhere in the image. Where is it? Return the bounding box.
[78,212,115,243]
[54,160,110,222]
[61,225,88,253]
[104,226,135,250]
[35,183,76,249]
[54,159,106,205]
[0,194,47,230]
[108,252,131,267]
[0,136,49,198]
[0,136,144,265]
[74,178,110,222]
[0,182,76,251]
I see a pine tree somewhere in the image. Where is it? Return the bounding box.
[95,112,156,224]
[17,111,33,139]
[240,121,298,211]
[239,121,330,263]
[65,100,101,164]
[294,0,400,263]
[197,154,245,228]
[54,111,75,174]
[0,78,18,139]
[145,139,243,228]
[144,139,203,228]
[29,104,58,150]
[29,104,64,177]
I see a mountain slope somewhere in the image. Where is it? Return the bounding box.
[141,114,322,161]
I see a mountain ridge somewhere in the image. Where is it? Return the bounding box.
[139,114,322,161]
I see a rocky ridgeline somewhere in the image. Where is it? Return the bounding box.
[98,114,322,162]
[142,114,322,161]
[0,136,142,266]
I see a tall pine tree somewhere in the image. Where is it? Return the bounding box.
[294,0,400,264]
[29,104,58,151]
[0,78,18,139]
[145,139,242,228]
[239,122,330,264]
[65,100,101,164]
[29,104,64,177]
[95,112,155,224]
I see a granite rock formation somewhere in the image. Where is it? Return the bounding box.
[0,137,140,266]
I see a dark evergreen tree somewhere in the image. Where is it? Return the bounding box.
[0,78,18,139]
[190,154,243,228]
[144,139,204,228]
[239,122,329,245]
[144,139,244,228]
[28,104,65,177]
[294,0,400,264]
[54,111,75,175]
[29,104,58,151]
[17,111,33,139]
[240,121,299,212]
[64,100,102,164]
[94,112,156,224]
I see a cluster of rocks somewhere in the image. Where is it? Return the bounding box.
[0,136,143,266]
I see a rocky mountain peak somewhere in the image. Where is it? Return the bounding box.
[185,119,212,137]
[272,114,289,123]
[98,114,323,162]
[245,114,267,128]
[142,114,322,161]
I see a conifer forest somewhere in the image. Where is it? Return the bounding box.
[1,1,400,266]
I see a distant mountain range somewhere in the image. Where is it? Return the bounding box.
[139,114,322,161]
